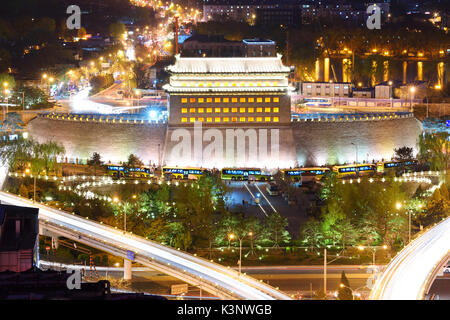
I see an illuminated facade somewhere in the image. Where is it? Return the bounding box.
[163,54,293,126]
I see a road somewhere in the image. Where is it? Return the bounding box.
[40,260,373,298]
[370,216,450,300]
[0,191,290,300]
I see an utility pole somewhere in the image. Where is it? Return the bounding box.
[408,210,411,243]
[324,248,327,297]
[175,16,179,55]
[238,238,242,275]
[124,207,126,232]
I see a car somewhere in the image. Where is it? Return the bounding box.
[266,183,280,196]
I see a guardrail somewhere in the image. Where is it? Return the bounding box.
[291,112,414,122]
[40,113,167,125]
[0,191,291,300]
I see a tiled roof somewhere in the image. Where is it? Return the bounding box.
[167,54,290,74]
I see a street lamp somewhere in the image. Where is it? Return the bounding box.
[113,196,126,232]
[357,245,388,265]
[228,232,252,276]
[339,283,369,299]
[351,142,358,164]
[3,88,10,119]
[409,86,415,112]
[396,202,412,243]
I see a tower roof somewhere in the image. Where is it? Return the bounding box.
[167,54,290,74]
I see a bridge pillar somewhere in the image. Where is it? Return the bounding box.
[123,259,132,281]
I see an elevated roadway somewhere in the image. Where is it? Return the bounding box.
[370,217,450,300]
[0,191,291,300]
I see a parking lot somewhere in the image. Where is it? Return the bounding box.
[224,181,314,237]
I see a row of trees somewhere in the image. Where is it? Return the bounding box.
[86,173,291,252]
[300,171,449,251]
[0,136,65,173]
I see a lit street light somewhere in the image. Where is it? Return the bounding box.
[339,283,369,299]
[113,196,126,232]
[228,232,253,276]
[357,245,388,265]
[409,86,415,112]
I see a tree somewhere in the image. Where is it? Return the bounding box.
[88,152,103,176]
[0,135,34,171]
[39,140,65,174]
[2,113,25,133]
[338,271,353,300]
[0,136,64,201]
[264,213,290,247]
[417,132,449,171]
[18,184,28,198]
[300,218,324,249]
[109,22,126,39]
[0,73,15,89]
[127,154,144,167]
[394,146,414,161]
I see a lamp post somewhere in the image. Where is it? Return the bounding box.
[396,202,422,243]
[113,196,126,232]
[324,248,327,296]
[339,283,369,299]
[3,88,10,119]
[409,86,415,113]
[351,142,358,164]
[229,232,252,276]
[358,245,388,265]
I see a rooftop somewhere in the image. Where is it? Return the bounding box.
[167,54,290,74]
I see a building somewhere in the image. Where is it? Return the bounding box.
[301,82,351,98]
[375,83,393,99]
[353,87,374,98]
[255,3,301,27]
[203,0,259,23]
[164,54,293,126]
[162,53,297,168]
[181,34,243,57]
[301,1,390,24]
[202,0,301,26]
[243,39,276,57]
[181,35,276,58]
[0,205,39,273]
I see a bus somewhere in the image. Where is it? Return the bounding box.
[376,160,418,174]
[106,165,152,179]
[304,97,332,107]
[281,167,331,182]
[332,164,376,178]
[221,168,272,181]
[162,167,207,180]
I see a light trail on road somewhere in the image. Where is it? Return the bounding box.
[370,217,450,300]
[0,191,290,300]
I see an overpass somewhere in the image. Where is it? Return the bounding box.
[370,216,450,300]
[0,191,291,300]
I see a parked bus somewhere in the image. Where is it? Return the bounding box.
[221,168,272,181]
[162,167,207,180]
[281,167,331,182]
[376,160,418,174]
[332,164,376,178]
[106,165,152,179]
[304,97,332,107]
